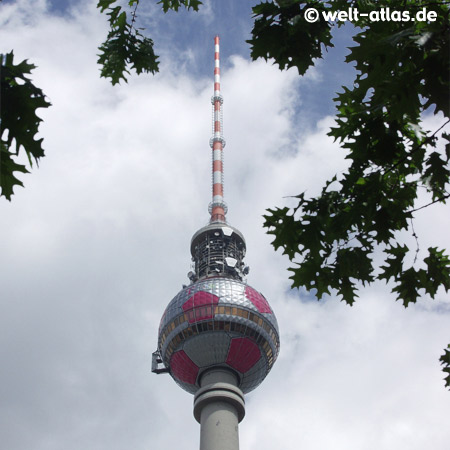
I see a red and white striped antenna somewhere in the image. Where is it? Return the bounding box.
[208,35,227,223]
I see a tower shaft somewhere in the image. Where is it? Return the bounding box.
[194,369,245,450]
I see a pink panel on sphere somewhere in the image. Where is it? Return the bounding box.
[182,291,220,323]
[245,286,271,313]
[226,337,261,373]
[171,350,199,385]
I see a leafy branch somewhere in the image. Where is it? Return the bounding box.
[256,0,450,385]
[97,0,202,84]
[0,52,51,200]
[247,0,334,75]
[256,1,450,387]
[260,0,450,302]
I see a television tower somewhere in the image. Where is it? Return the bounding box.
[152,36,280,450]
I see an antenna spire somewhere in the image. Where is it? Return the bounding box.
[208,35,227,223]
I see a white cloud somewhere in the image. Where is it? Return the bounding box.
[1,1,449,450]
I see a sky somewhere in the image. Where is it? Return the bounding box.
[1,1,449,449]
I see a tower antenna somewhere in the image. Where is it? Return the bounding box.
[209,35,227,223]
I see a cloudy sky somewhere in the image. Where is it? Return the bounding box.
[1,1,449,449]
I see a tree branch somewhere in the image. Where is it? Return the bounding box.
[409,192,450,214]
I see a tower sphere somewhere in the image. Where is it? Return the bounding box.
[158,271,280,394]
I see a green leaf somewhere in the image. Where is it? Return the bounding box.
[423,247,450,297]
[0,141,29,200]
[288,260,332,300]
[263,207,300,259]
[338,277,358,306]
[97,0,117,13]
[422,152,450,200]
[392,267,427,307]
[442,132,450,161]
[335,247,374,283]
[440,344,450,390]
[379,245,409,282]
